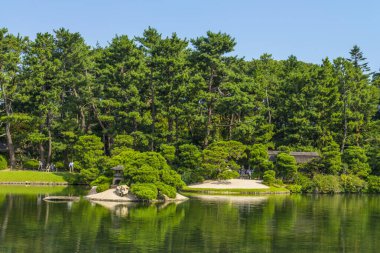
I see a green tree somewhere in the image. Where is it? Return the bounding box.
[190,31,236,147]
[201,140,246,179]
[248,144,273,178]
[342,146,371,178]
[0,28,27,168]
[275,152,298,182]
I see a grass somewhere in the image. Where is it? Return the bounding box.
[0,170,76,184]
[181,186,290,195]
[0,185,68,195]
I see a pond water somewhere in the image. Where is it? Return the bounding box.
[0,186,380,253]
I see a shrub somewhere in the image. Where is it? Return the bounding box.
[0,155,7,170]
[91,175,112,186]
[23,159,39,170]
[181,169,204,185]
[80,167,100,184]
[131,183,158,200]
[130,164,160,183]
[96,183,110,193]
[343,146,371,178]
[340,174,366,193]
[155,182,176,198]
[160,169,185,189]
[287,184,302,193]
[367,176,380,193]
[217,170,240,180]
[275,152,297,182]
[295,173,314,193]
[55,162,65,171]
[263,170,276,185]
[313,174,342,193]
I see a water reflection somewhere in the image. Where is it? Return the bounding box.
[1,187,380,253]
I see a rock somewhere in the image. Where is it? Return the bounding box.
[88,186,98,195]
[115,185,129,196]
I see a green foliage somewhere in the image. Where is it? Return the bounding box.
[313,174,343,193]
[248,144,273,177]
[91,176,112,192]
[263,170,276,185]
[217,170,240,180]
[155,182,176,198]
[340,174,366,193]
[160,169,185,189]
[55,162,65,171]
[0,155,8,170]
[320,141,342,175]
[129,164,160,184]
[286,184,302,193]
[112,135,134,155]
[23,159,39,170]
[366,176,380,193]
[159,144,176,165]
[131,183,158,200]
[201,141,246,179]
[294,173,314,193]
[0,27,379,191]
[177,144,203,184]
[80,167,100,184]
[275,153,298,182]
[343,146,371,178]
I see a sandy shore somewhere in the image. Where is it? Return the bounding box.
[188,179,269,189]
[85,189,188,202]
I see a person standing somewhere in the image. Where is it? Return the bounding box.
[68,161,74,173]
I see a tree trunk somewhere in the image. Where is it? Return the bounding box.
[2,90,16,169]
[204,105,212,147]
[150,70,156,151]
[47,128,52,165]
[103,134,111,156]
[204,70,214,147]
[228,114,234,140]
[265,87,272,124]
[167,117,173,143]
[5,122,16,169]
[341,98,348,153]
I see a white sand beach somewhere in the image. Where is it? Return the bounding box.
[188,179,269,189]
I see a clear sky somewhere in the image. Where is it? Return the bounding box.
[1,0,379,70]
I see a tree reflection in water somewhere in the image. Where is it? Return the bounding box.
[1,187,380,252]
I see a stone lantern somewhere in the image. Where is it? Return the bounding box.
[111,165,124,187]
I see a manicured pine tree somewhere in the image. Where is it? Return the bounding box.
[0,28,27,168]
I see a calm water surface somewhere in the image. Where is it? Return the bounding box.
[0,186,380,253]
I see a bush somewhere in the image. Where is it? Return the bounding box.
[217,170,240,180]
[91,175,111,186]
[367,176,380,193]
[80,167,100,184]
[0,155,7,170]
[263,170,276,185]
[130,164,160,183]
[96,183,110,193]
[155,182,176,198]
[340,174,366,193]
[160,169,185,189]
[181,169,204,185]
[275,152,298,182]
[23,159,39,170]
[131,183,158,200]
[313,174,342,193]
[295,173,314,193]
[55,162,65,171]
[287,184,302,193]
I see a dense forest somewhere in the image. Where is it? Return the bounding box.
[1,27,379,194]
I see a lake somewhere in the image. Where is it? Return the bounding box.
[0,186,379,252]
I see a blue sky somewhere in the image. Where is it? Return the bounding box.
[1,0,379,70]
